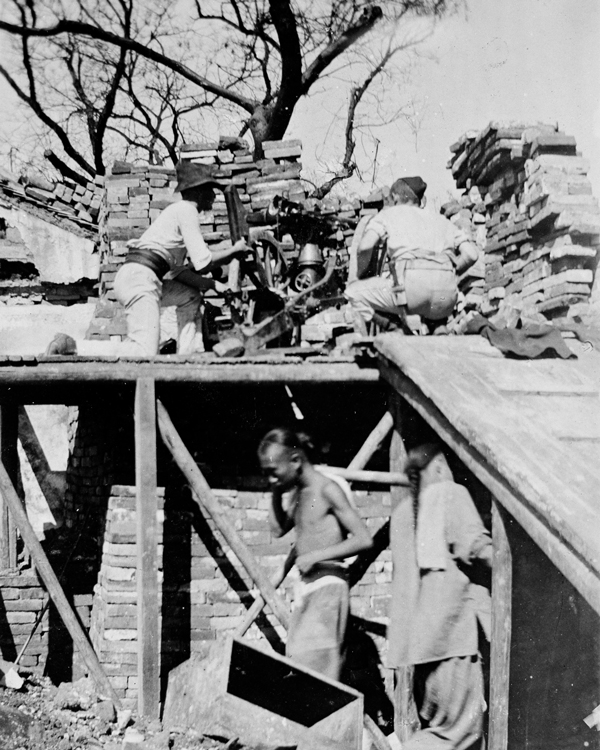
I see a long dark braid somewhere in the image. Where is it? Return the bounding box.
[404,443,444,526]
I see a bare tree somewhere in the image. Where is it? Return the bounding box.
[0,0,460,180]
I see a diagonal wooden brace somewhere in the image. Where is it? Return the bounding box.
[0,459,121,708]
[156,400,291,630]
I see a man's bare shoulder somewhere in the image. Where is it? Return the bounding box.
[320,476,352,507]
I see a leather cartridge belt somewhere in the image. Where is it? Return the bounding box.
[124,248,170,280]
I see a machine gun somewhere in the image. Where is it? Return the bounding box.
[203,188,352,353]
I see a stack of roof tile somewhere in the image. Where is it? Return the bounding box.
[0,172,104,231]
[445,122,599,331]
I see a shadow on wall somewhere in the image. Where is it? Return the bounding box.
[508,514,600,750]
[0,594,16,662]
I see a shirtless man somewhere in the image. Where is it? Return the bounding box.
[258,428,373,680]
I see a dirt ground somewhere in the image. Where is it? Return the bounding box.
[0,673,255,750]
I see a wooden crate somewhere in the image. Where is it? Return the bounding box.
[163,636,363,749]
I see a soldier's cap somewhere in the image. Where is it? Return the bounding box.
[175,161,224,193]
[390,175,427,202]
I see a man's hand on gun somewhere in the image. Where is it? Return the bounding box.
[232,238,252,258]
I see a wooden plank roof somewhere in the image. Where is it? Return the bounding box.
[375,332,600,615]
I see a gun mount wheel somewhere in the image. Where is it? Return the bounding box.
[292,267,322,292]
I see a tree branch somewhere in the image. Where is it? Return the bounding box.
[300,4,383,95]
[311,43,397,200]
[0,17,258,113]
[43,149,89,186]
[0,59,95,176]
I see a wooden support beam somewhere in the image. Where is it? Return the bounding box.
[489,500,512,750]
[0,404,19,570]
[235,551,295,638]
[316,465,409,486]
[156,400,291,629]
[0,361,380,385]
[135,378,160,720]
[0,459,121,707]
[347,411,393,471]
[387,391,419,743]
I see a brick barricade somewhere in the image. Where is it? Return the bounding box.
[444,122,599,331]
[87,138,379,341]
[88,139,308,340]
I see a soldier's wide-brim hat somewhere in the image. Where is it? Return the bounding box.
[175,161,224,193]
[390,175,427,202]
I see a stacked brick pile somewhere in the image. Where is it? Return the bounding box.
[87,139,308,341]
[444,123,599,332]
[0,573,48,670]
[0,173,103,230]
[89,486,164,710]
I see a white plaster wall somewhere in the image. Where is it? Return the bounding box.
[0,205,99,282]
[0,301,97,354]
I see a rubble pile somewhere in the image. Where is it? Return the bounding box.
[0,672,260,750]
[443,123,599,332]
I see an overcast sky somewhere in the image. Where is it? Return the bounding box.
[290,0,600,206]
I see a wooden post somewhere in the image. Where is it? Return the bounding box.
[156,400,291,630]
[0,459,121,707]
[0,404,19,570]
[387,392,419,743]
[489,500,512,750]
[135,378,160,720]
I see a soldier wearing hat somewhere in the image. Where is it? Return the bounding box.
[46,161,248,357]
[344,176,478,335]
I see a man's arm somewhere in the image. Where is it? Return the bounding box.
[179,202,248,272]
[453,240,479,274]
[269,488,295,538]
[172,267,227,292]
[296,483,373,573]
[449,486,492,569]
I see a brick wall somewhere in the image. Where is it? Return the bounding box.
[0,573,48,670]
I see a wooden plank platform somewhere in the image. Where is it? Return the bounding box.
[375,333,600,615]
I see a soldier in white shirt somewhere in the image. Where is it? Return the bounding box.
[46,162,247,357]
[345,177,478,335]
